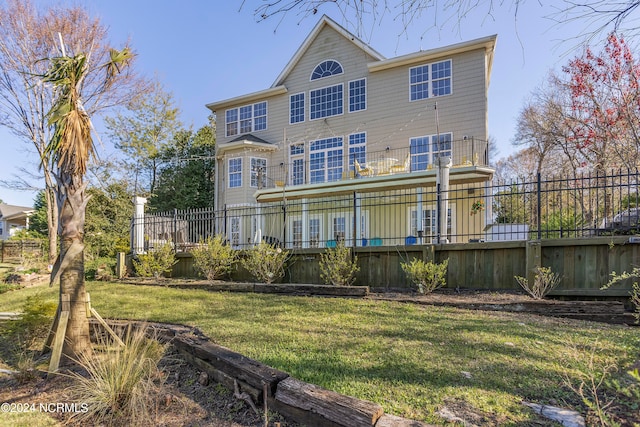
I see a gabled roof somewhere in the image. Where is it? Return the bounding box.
[272,15,385,87]
[0,203,34,221]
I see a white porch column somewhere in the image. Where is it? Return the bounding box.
[132,196,147,255]
[436,156,452,244]
[301,198,309,248]
[416,189,423,244]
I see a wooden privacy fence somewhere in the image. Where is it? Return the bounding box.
[0,240,43,263]
[170,236,638,297]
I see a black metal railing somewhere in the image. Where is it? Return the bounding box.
[254,138,490,189]
[132,169,640,251]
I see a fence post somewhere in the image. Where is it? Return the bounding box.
[536,172,542,240]
[526,240,541,287]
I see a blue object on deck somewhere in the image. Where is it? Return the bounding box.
[370,237,383,246]
[405,236,417,245]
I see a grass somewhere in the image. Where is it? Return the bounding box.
[1,281,638,425]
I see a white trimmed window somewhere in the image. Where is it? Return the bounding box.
[348,132,366,172]
[410,59,452,101]
[225,101,267,136]
[309,137,343,183]
[349,78,366,112]
[228,158,242,188]
[290,93,305,124]
[409,205,454,242]
[310,84,343,120]
[410,133,452,171]
[250,157,267,188]
[290,143,305,186]
[311,60,343,80]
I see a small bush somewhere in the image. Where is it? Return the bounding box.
[85,256,117,281]
[602,268,640,323]
[133,241,177,279]
[401,258,449,294]
[515,266,562,299]
[319,241,359,286]
[191,235,237,280]
[241,242,288,284]
[66,324,167,426]
[4,292,57,350]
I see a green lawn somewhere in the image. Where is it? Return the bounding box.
[1,282,638,425]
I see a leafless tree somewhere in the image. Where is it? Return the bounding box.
[0,0,148,263]
[240,0,640,43]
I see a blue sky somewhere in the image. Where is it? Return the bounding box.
[0,0,628,207]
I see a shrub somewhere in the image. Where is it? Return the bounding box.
[66,324,167,426]
[319,241,359,286]
[85,256,117,281]
[4,292,57,350]
[602,267,640,323]
[133,241,177,279]
[401,258,449,294]
[241,241,288,284]
[191,235,237,280]
[515,266,562,299]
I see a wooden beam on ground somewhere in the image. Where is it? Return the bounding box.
[274,377,384,427]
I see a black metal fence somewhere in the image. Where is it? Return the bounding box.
[132,169,640,252]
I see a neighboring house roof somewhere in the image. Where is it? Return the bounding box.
[0,203,35,221]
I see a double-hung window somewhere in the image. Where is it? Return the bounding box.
[310,84,343,120]
[309,137,343,184]
[410,59,452,101]
[410,133,452,171]
[250,158,267,188]
[228,158,242,188]
[225,101,267,136]
[290,93,305,124]
[349,78,366,112]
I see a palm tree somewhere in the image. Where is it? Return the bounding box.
[42,43,133,363]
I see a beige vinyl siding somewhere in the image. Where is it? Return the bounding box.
[212,23,492,212]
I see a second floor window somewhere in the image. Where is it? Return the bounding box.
[228,158,242,188]
[410,59,452,101]
[310,137,343,183]
[410,133,452,171]
[226,101,267,136]
[349,132,366,172]
[310,84,343,120]
[250,158,267,188]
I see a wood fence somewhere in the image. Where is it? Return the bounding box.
[170,236,637,297]
[0,240,43,264]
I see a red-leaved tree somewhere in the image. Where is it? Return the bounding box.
[563,33,640,172]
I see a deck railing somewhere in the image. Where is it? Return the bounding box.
[255,138,489,189]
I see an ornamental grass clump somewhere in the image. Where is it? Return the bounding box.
[515,266,562,299]
[133,241,177,279]
[66,324,167,426]
[241,241,289,284]
[401,258,449,294]
[191,235,237,280]
[319,241,359,286]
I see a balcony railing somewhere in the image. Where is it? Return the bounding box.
[255,138,489,189]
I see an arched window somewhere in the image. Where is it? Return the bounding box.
[311,60,343,80]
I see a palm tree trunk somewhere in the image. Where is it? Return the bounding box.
[57,173,90,363]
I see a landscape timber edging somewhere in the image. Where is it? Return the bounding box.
[89,319,433,427]
[122,279,370,297]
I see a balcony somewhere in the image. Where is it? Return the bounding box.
[254,138,491,194]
